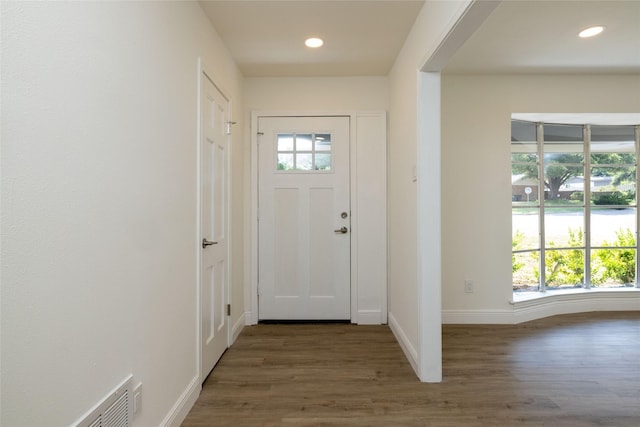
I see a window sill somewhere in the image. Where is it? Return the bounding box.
[513,286,640,303]
[510,287,640,323]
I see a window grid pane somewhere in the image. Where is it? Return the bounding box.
[276,132,332,172]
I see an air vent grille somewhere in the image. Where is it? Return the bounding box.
[102,390,129,427]
[73,375,133,427]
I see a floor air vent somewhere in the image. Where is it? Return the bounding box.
[73,375,133,427]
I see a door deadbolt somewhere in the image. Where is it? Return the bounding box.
[341,212,348,219]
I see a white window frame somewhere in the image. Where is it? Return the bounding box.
[512,120,640,293]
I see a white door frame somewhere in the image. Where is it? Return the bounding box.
[249,111,388,325]
[196,58,232,379]
[415,0,499,382]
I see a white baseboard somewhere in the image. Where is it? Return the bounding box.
[244,310,256,325]
[388,312,418,376]
[443,290,640,324]
[357,309,383,325]
[160,313,247,427]
[160,374,201,427]
[231,312,245,344]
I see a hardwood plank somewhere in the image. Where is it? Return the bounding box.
[182,312,640,426]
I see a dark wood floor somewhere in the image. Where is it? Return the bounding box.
[182,312,640,426]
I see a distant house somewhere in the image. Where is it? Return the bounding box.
[562,176,635,193]
[514,174,635,202]
[561,176,612,192]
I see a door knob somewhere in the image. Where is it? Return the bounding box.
[202,238,218,248]
[334,226,348,234]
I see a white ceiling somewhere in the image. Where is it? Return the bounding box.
[444,0,640,74]
[200,0,640,78]
[199,1,424,77]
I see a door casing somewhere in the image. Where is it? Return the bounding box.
[249,111,388,325]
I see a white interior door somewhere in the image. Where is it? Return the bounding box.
[200,71,229,380]
[258,116,350,320]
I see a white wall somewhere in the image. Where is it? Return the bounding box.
[244,76,389,114]
[387,0,472,373]
[1,2,244,426]
[441,74,640,317]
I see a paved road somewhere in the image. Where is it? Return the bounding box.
[513,208,635,246]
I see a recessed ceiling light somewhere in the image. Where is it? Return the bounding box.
[578,26,605,38]
[305,37,323,48]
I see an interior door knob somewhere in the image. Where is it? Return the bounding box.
[202,238,218,248]
[334,226,348,234]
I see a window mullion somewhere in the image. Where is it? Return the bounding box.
[537,122,546,292]
[636,125,640,289]
[293,133,298,169]
[584,124,591,289]
[312,133,316,170]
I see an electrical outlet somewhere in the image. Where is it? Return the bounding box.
[133,383,142,415]
[464,279,474,293]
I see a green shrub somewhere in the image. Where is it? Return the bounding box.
[518,227,636,288]
[593,228,636,285]
[543,228,584,286]
[512,230,525,273]
[592,191,632,206]
[627,190,636,204]
[569,191,584,201]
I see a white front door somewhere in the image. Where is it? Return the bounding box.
[200,71,229,380]
[258,116,350,320]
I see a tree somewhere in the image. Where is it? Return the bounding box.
[512,153,582,200]
[592,153,636,186]
[513,152,634,200]
[543,156,583,200]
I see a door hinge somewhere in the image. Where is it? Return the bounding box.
[226,121,237,135]
[226,304,231,316]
